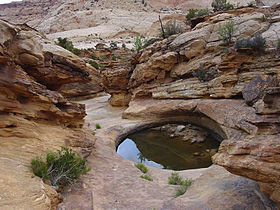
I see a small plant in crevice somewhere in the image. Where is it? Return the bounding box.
[277,38,280,50]
[140,174,153,181]
[175,179,193,197]
[234,33,266,52]
[261,15,267,22]
[192,64,219,82]
[134,162,148,173]
[218,20,235,45]
[31,147,90,188]
[134,36,144,52]
[185,8,209,25]
[135,162,154,181]
[168,172,193,197]
[89,60,99,69]
[90,53,98,60]
[111,55,117,61]
[95,123,101,129]
[211,0,234,12]
[168,172,183,185]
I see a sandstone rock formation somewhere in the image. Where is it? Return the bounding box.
[101,6,280,205]
[0,19,95,209]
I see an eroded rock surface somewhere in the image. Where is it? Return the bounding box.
[0,20,95,209]
[59,96,276,210]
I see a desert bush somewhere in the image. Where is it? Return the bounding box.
[186,8,209,25]
[168,172,193,197]
[140,175,153,181]
[197,8,210,17]
[175,179,193,197]
[211,0,234,12]
[218,20,235,45]
[193,64,219,82]
[72,48,81,56]
[95,123,101,129]
[134,162,148,173]
[133,36,144,52]
[234,33,266,52]
[89,60,99,69]
[90,53,98,59]
[168,172,183,185]
[186,8,198,23]
[31,147,90,187]
[99,55,107,61]
[111,55,117,61]
[160,20,182,38]
[56,37,81,56]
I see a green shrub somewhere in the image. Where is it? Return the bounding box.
[140,175,153,181]
[168,172,193,197]
[186,8,209,25]
[234,34,266,52]
[89,60,99,69]
[134,36,144,52]
[186,8,198,23]
[121,57,127,63]
[31,147,90,187]
[111,55,117,61]
[95,123,101,129]
[160,20,182,38]
[134,162,148,173]
[122,43,126,48]
[56,37,81,56]
[90,53,97,59]
[175,179,193,197]
[72,48,81,56]
[218,20,235,45]
[277,38,280,50]
[192,64,219,82]
[168,172,183,185]
[211,0,234,12]
[197,8,210,17]
[99,55,107,61]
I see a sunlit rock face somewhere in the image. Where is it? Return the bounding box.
[0,19,95,209]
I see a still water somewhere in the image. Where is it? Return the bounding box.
[117,128,220,170]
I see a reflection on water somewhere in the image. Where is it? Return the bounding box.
[117,128,220,170]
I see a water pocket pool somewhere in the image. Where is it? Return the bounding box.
[117,127,220,171]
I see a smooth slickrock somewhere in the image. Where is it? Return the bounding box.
[162,165,277,210]
[59,96,276,210]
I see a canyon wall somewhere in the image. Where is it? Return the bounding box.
[0,19,95,209]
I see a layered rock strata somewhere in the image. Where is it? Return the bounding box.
[0,20,95,209]
[102,6,280,205]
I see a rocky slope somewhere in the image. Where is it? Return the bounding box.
[0,19,96,209]
[0,0,256,37]
[102,5,280,205]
